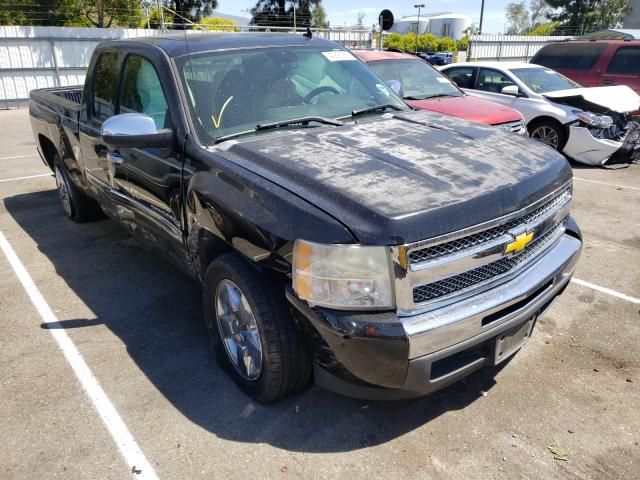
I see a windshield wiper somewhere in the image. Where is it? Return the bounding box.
[403,95,429,100]
[422,93,459,99]
[256,116,343,131]
[213,116,342,144]
[351,103,403,118]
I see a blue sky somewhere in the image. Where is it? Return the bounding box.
[216,1,509,34]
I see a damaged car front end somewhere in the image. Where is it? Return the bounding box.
[545,86,640,166]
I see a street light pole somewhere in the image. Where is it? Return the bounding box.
[479,0,485,34]
[414,3,425,55]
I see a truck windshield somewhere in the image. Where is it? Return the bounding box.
[368,59,462,100]
[176,46,407,144]
[510,67,582,93]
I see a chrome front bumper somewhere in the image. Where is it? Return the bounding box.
[402,233,581,359]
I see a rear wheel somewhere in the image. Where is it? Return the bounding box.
[528,119,566,151]
[202,253,311,403]
[53,156,102,222]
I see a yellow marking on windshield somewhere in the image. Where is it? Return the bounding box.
[211,96,234,129]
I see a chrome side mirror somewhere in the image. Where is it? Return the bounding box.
[101,113,173,149]
[386,79,403,96]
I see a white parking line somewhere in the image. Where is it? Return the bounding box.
[0,154,38,161]
[0,173,51,183]
[573,177,640,192]
[0,230,159,480]
[571,277,640,304]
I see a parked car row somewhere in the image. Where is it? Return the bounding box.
[374,35,640,166]
[440,62,640,166]
[29,33,582,403]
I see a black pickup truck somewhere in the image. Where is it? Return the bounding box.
[29,34,582,403]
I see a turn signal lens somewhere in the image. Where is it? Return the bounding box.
[292,240,395,310]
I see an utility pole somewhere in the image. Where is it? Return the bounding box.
[414,4,425,55]
[479,0,485,34]
[293,4,296,31]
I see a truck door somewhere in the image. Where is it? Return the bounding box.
[78,50,128,212]
[114,54,185,259]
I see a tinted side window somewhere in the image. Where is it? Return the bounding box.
[120,56,169,129]
[476,68,516,93]
[444,67,475,88]
[92,52,119,122]
[607,46,640,74]
[532,43,606,70]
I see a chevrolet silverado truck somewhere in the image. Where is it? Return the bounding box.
[29,34,582,403]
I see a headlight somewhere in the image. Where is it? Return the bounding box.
[292,240,395,309]
[576,112,614,128]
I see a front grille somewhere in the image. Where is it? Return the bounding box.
[412,222,565,304]
[495,120,524,133]
[407,188,570,265]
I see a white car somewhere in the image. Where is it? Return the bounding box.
[441,61,640,166]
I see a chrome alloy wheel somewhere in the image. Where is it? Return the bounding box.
[531,125,560,149]
[215,279,263,380]
[54,165,72,217]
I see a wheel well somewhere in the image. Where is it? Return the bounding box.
[526,116,565,133]
[196,230,232,280]
[38,135,58,170]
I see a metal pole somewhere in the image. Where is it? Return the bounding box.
[293,4,296,31]
[157,0,165,31]
[479,0,485,34]
[414,4,425,55]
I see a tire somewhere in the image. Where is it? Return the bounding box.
[53,155,102,222]
[528,119,567,151]
[202,253,311,403]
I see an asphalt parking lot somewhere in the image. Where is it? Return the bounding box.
[0,107,638,480]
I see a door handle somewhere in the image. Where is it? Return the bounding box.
[107,151,125,164]
[603,79,614,85]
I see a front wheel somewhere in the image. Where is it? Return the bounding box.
[528,120,566,151]
[202,253,311,403]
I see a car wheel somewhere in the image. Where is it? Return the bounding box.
[202,253,311,403]
[528,120,566,151]
[53,155,103,222]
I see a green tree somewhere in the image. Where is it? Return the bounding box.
[165,0,218,28]
[0,0,74,26]
[525,20,559,35]
[505,0,552,34]
[59,0,143,28]
[436,37,456,52]
[456,35,469,52]
[311,4,328,28]
[200,16,238,31]
[251,0,321,28]
[545,0,630,34]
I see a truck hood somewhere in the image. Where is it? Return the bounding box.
[406,94,522,126]
[544,85,640,114]
[215,110,571,245]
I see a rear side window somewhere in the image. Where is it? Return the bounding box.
[444,67,475,88]
[532,43,606,70]
[120,55,169,129]
[92,52,119,122]
[607,46,640,74]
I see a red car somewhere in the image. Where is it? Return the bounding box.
[354,50,525,133]
[531,39,640,94]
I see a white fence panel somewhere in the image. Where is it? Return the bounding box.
[468,34,571,62]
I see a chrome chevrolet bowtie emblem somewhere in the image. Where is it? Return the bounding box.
[504,231,535,255]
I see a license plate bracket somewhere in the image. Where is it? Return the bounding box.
[491,317,536,365]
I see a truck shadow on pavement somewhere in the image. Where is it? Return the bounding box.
[5,189,509,453]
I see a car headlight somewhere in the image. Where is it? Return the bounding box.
[576,112,614,128]
[292,240,395,309]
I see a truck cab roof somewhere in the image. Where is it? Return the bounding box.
[100,33,339,58]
